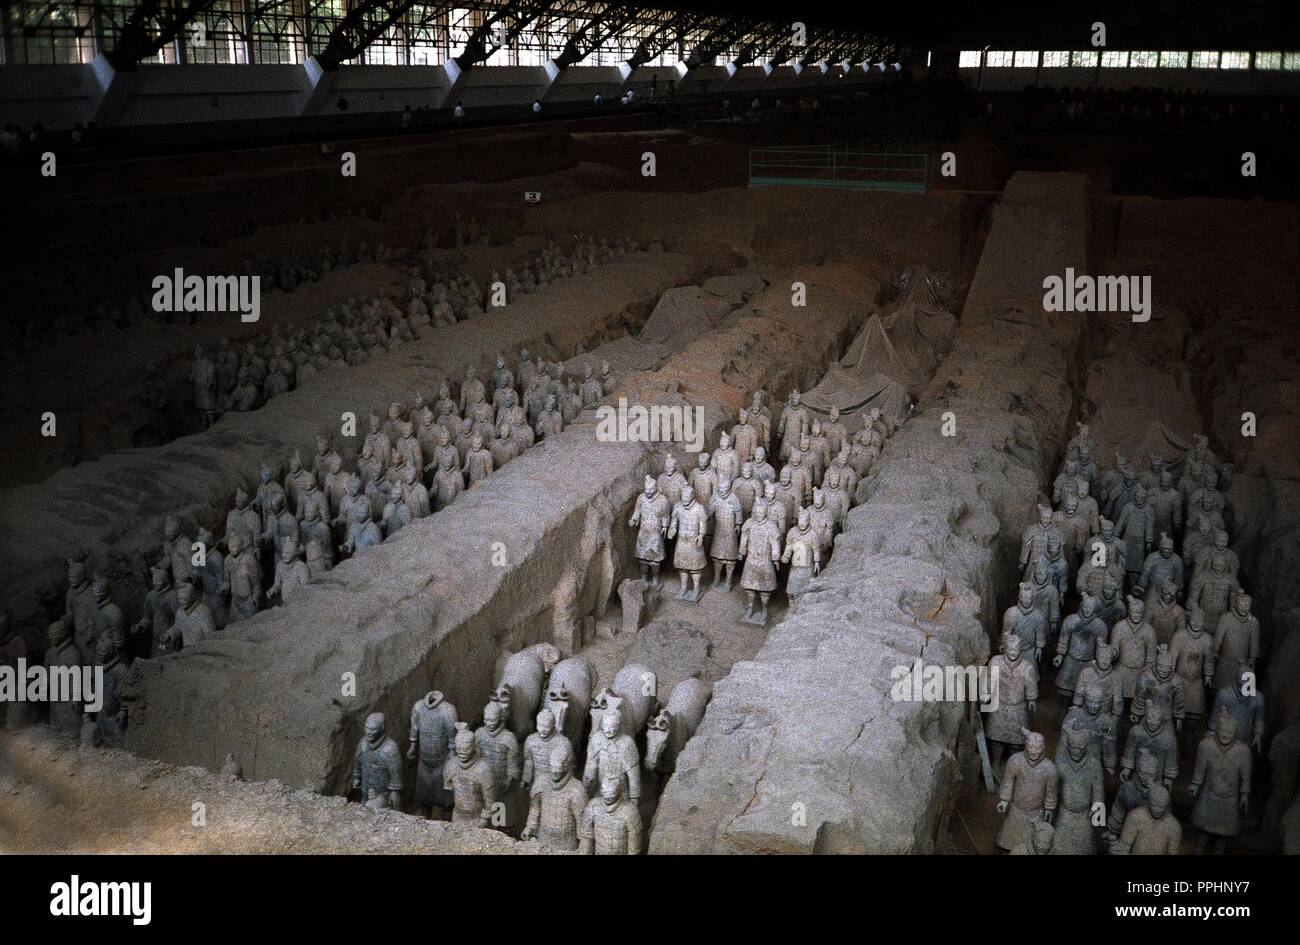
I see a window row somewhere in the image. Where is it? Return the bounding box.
[960,50,1300,70]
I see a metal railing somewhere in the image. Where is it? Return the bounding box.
[748,146,929,192]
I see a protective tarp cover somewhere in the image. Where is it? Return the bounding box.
[802,267,957,426]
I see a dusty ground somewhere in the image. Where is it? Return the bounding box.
[0,727,524,854]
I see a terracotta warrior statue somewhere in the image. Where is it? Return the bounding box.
[1110,783,1181,855]
[1190,712,1252,854]
[995,730,1057,853]
[782,508,821,599]
[738,502,781,624]
[522,741,588,851]
[708,478,743,591]
[578,774,642,855]
[408,689,458,816]
[629,475,670,587]
[668,484,709,601]
[445,722,498,827]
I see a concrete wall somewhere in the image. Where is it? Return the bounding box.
[0,64,100,128]
[115,64,312,126]
[649,172,1092,854]
[546,65,629,104]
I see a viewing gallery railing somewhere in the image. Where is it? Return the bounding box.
[748,146,929,192]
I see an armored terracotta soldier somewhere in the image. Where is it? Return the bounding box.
[1076,519,1128,603]
[583,706,641,804]
[777,390,809,461]
[407,690,457,814]
[1026,560,1061,642]
[1011,820,1056,856]
[535,394,563,440]
[1054,595,1106,697]
[578,775,642,855]
[87,576,127,661]
[1147,470,1182,542]
[1121,699,1179,787]
[751,445,777,486]
[341,501,382,556]
[195,528,228,628]
[93,633,128,748]
[1094,574,1127,630]
[733,463,759,517]
[822,406,848,460]
[132,565,177,657]
[1210,591,1259,690]
[1132,643,1186,732]
[522,709,573,797]
[1190,713,1252,853]
[1051,726,1105,855]
[782,509,821,599]
[669,485,709,601]
[986,634,1038,768]
[170,580,214,650]
[739,502,782,624]
[224,488,261,552]
[1074,641,1124,719]
[996,731,1057,853]
[579,364,603,407]
[322,455,349,519]
[771,467,801,527]
[1019,506,1062,580]
[762,482,787,537]
[1074,479,1100,537]
[599,360,616,395]
[652,455,684,509]
[395,420,422,475]
[1189,466,1226,518]
[1139,534,1184,605]
[687,451,718,508]
[268,538,311,605]
[1053,492,1089,574]
[191,345,219,429]
[1059,684,1117,776]
[65,558,95,664]
[731,409,759,464]
[629,476,670,586]
[1036,538,1068,606]
[808,488,836,557]
[708,479,743,590]
[1110,596,1157,709]
[1053,458,1085,507]
[523,741,589,851]
[162,517,195,585]
[1111,783,1181,854]
[1188,552,1240,640]
[490,422,522,468]
[1104,465,1138,521]
[312,433,342,483]
[444,722,497,826]
[783,450,813,507]
[1207,668,1265,752]
[492,385,520,428]
[1170,608,1213,732]
[1183,493,1225,567]
[351,712,403,811]
[459,366,486,415]
[1191,530,1238,584]
[299,502,333,572]
[1115,486,1154,581]
[255,461,286,528]
[748,391,772,449]
[429,454,461,511]
[44,617,83,736]
[1147,578,1185,646]
[1106,747,1158,846]
[806,423,831,485]
[398,466,430,520]
[1004,584,1048,664]
[221,534,261,622]
[711,431,740,483]
[262,492,298,560]
[476,699,521,821]
[461,433,494,488]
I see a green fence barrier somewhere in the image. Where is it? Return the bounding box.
[748,147,929,192]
